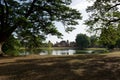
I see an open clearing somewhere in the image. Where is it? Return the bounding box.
[0,51,120,80]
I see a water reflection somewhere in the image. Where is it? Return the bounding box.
[20,49,107,56]
[37,49,75,55]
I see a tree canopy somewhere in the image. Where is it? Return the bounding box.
[85,0,120,49]
[0,0,82,55]
[75,34,90,49]
[89,35,98,47]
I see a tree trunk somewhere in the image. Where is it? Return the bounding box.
[0,32,11,56]
[0,42,4,56]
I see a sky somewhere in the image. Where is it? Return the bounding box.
[46,0,93,43]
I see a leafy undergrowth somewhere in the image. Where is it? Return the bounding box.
[0,52,120,80]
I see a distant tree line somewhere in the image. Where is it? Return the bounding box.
[75,33,120,50]
[2,33,120,56]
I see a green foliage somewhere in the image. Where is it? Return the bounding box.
[90,35,98,47]
[65,27,76,32]
[85,0,120,49]
[18,33,45,49]
[116,38,120,48]
[99,26,119,49]
[2,36,21,56]
[75,34,90,49]
[48,41,53,49]
[0,0,82,53]
[2,0,81,37]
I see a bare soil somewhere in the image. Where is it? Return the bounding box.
[0,52,120,80]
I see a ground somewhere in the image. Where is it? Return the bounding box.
[0,51,120,80]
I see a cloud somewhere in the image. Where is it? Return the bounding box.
[70,0,93,11]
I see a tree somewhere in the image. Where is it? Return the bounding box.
[90,35,98,47]
[75,34,90,49]
[99,26,119,49]
[18,33,45,49]
[0,0,82,55]
[2,35,21,56]
[48,41,53,49]
[85,0,120,49]
[116,38,120,48]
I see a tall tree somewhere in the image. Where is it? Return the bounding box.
[85,0,120,49]
[0,0,82,55]
[75,34,90,49]
[99,26,119,49]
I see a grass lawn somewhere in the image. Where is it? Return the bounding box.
[0,51,120,80]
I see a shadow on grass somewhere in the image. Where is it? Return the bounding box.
[0,54,120,80]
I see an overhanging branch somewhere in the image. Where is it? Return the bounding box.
[107,3,120,11]
[106,18,120,26]
[25,0,37,18]
[7,0,38,37]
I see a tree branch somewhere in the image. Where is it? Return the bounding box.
[25,0,37,18]
[107,3,120,11]
[7,0,37,38]
[106,18,120,26]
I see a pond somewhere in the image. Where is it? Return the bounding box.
[20,48,108,56]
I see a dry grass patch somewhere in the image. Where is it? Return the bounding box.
[0,52,120,80]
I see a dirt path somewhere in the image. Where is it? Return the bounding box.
[0,52,120,80]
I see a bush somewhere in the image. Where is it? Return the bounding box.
[2,36,21,56]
